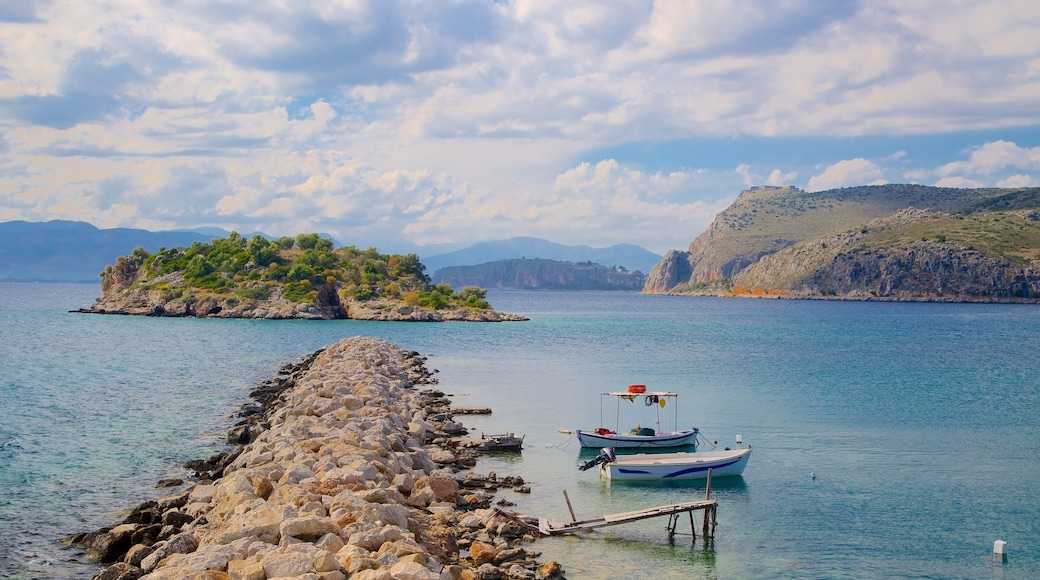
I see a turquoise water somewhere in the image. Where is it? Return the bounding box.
[1,284,1037,579]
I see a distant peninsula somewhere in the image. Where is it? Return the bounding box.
[645,184,1040,303]
[80,233,527,321]
[432,258,646,291]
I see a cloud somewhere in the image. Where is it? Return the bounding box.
[996,174,1034,188]
[937,141,1040,177]
[538,159,729,250]
[0,2,52,23]
[766,168,797,185]
[735,164,797,187]
[935,176,985,188]
[807,158,886,191]
[0,1,1038,254]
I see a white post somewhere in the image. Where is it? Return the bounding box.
[994,540,1007,556]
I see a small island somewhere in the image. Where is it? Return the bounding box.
[432,258,646,291]
[80,232,527,321]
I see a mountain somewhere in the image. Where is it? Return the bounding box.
[0,221,343,282]
[420,237,660,275]
[0,220,219,282]
[644,184,1040,302]
[432,258,646,291]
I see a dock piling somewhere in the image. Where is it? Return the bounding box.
[563,489,577,522]
[703,468,713,536]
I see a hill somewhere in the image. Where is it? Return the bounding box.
[82,232,526,321]
[644,185,1040,302]
[432,258,646,291]
[421,237,660,274]
[0,220,218,282]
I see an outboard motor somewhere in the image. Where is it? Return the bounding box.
[578,447,616,471]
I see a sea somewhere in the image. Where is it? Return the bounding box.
[1,282,1038,579]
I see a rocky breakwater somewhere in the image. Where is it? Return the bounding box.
[74,337,562,580]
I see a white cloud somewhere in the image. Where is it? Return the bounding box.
[735,164,753,187]
[807,158,887,192]
[935,176,985,188]
[766,169,797,186]
[997,174,1034,188]
[0,1,1038,253]
[937,141,1040,177]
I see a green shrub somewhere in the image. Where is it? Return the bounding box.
[236,287,272,300]
[283,280,315,303]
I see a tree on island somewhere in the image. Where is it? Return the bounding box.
[104,232,491,311]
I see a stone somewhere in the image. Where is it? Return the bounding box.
[492,547,526,566]
[139,531,199,573]
[468,541,498,566]
[473,563,503,580]
[88,525,136,563]
[347,528,386,551]
[124,544,154,568]
[387,560,439,580]
[161,509,195,528]
[155,490,191,512]
[227,558,266,580]
[429,449,456,464]
[506,563,536,580]
[92,561,143,580]
[535,561,565,580]
[201,503,297,545]
[279,515,340,541]
[415,474,459,503]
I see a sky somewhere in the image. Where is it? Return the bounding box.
[1,1,1039,255]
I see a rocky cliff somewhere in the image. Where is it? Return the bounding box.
[731,208,1040,300]
[433,258,645,291]
[644,185,1040,302]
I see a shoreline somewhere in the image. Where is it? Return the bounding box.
[72,337,562,580]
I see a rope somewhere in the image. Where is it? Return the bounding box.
[547,433,575,449]
[696,432,718,450]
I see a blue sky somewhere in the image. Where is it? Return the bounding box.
[1,1,1038,255]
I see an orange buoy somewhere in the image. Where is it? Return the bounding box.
[628,384,646,394]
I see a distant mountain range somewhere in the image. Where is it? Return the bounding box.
[0,221,661,283]
[421,237,661,275]
[0,220,221,282]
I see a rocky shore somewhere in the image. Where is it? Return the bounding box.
[71,337,562,580]
[81,287,529,322]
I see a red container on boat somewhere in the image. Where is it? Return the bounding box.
[627,384,646,394]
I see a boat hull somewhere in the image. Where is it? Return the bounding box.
[602,448,752,481]
[576,429,698,448]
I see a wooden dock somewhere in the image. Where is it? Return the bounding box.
[538,499,717,538]
[537,468,720,539]
[450,406,492,415]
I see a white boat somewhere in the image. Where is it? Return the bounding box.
[580,447,752,481]
[576,386,699,448]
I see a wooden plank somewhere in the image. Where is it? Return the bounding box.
[541,499,717,534]
[451,407,490,415]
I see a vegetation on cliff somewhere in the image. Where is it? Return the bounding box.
[432,258,645,291]
[92,232,525,320]
[645,185,1040,302]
